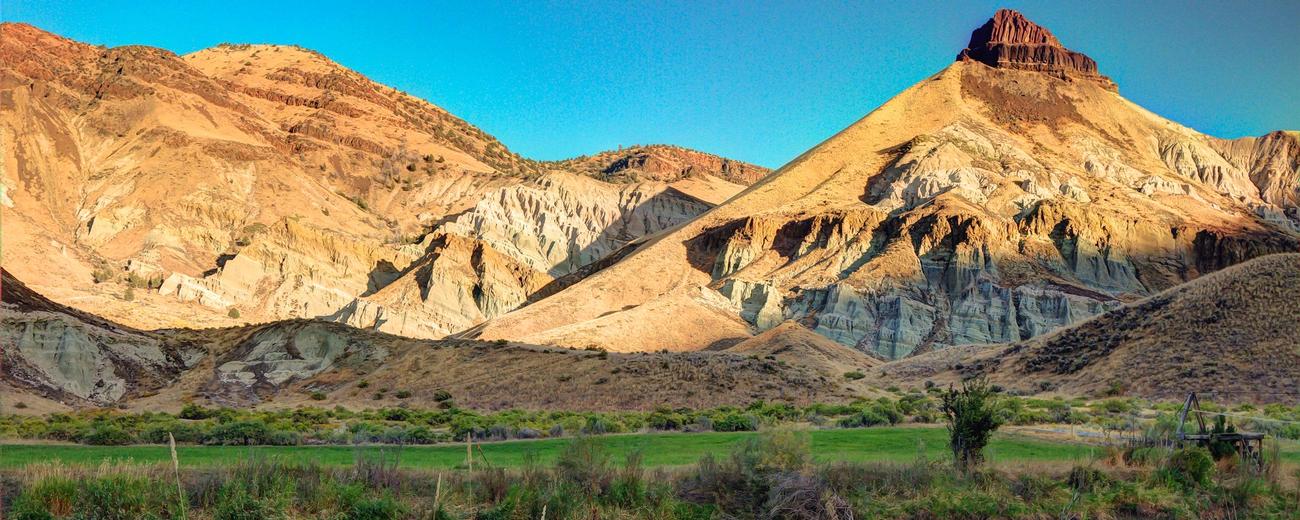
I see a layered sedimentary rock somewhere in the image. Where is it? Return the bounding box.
[329,172,721,337]
[473,10,1299,359]
[873,254,1300,403]
[957,9,1116,90]
[1,269,870,410]
[548,144,770,185]
[0,23,754,333]
[0,270,205,405]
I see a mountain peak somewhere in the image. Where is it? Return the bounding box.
[957,9,1116,90]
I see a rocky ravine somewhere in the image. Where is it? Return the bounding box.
[0,23,767,335]
[471,9,1300,359]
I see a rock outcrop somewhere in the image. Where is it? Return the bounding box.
[0,270,204,405]
[472,10,1299,359]
[957,9,1116,90]
[873,254,1300,403]
[548,145,771,185]
[0,23,754,334]
[1,269,871,410]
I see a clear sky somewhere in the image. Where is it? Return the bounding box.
[5,1,1298,168]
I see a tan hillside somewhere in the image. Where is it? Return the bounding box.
[724,321,882,381]
[0,23,756,336]
[546,144,771,186]
[1,269,868,411]
[471,9,1299,359]
[873,253,1300,403]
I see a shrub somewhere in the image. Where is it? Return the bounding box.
[179,403,212,420]
[712,413,758,432]
[77,474,178,520]
[80,424,133,445]
[843,371,865,380]
[837,410,888,428]
[432,390,452,402]
[555,436,612,494]
[309,392,326,401]
[1159,447,1214,488]
[213,483,289,520]
[940,377,1001,472]
[346,494,406,520]
[357,380,370,389]
[394,390,412,399]
[228,308,241,319]
[206,420,271,445]
[9,476,77,519]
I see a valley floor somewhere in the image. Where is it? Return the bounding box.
[3,426,1299,469]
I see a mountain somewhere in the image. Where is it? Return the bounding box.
[0,23,768,336]
[873,253,1300,403]
[469,9,1299,358]
[0,268,866,411]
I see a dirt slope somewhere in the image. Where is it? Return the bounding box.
[1,269,868,411]
[0,23,757,337]
[874,253,1300,403]
[471,9,1299,359]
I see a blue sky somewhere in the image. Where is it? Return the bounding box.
[5,1,1298,168]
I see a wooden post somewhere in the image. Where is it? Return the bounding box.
[466,434,473,471]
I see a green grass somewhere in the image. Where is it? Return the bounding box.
[0,427,1115,469]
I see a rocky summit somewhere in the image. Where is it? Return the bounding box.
[470,9,1299,359]
[958,9,1116,90]
[1,9,1298,411]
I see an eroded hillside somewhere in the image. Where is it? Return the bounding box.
[470,10,1300,359]
[0,23,767,336]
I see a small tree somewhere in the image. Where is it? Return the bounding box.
[940,377,1001,472]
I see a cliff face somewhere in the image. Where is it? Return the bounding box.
[957,9,1116,90]
[874,254,1300,403]
[472,10,1299,359]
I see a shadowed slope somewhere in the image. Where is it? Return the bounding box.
[874,253,1300,403]
[471,10,1299,358]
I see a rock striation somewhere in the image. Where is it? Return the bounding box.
[957,9,1116,90]
[873,254,1300,403]
[472,10,1299,359]
[0,23,754,333]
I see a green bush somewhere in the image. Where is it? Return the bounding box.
[179,403,213,420]
[206,420,272,445]
[940,377,1001,472]
[77,474,178,520]
[555,436,612,494]
[346,494,407,520]
[1159,447,1214,488]
[843,371,865,380]
[711,412,758,432]
[9,477,77,519]
[80,424,133,445]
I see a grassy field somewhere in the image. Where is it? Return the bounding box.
[5,426,1296,470]
[0,427,1109,469]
